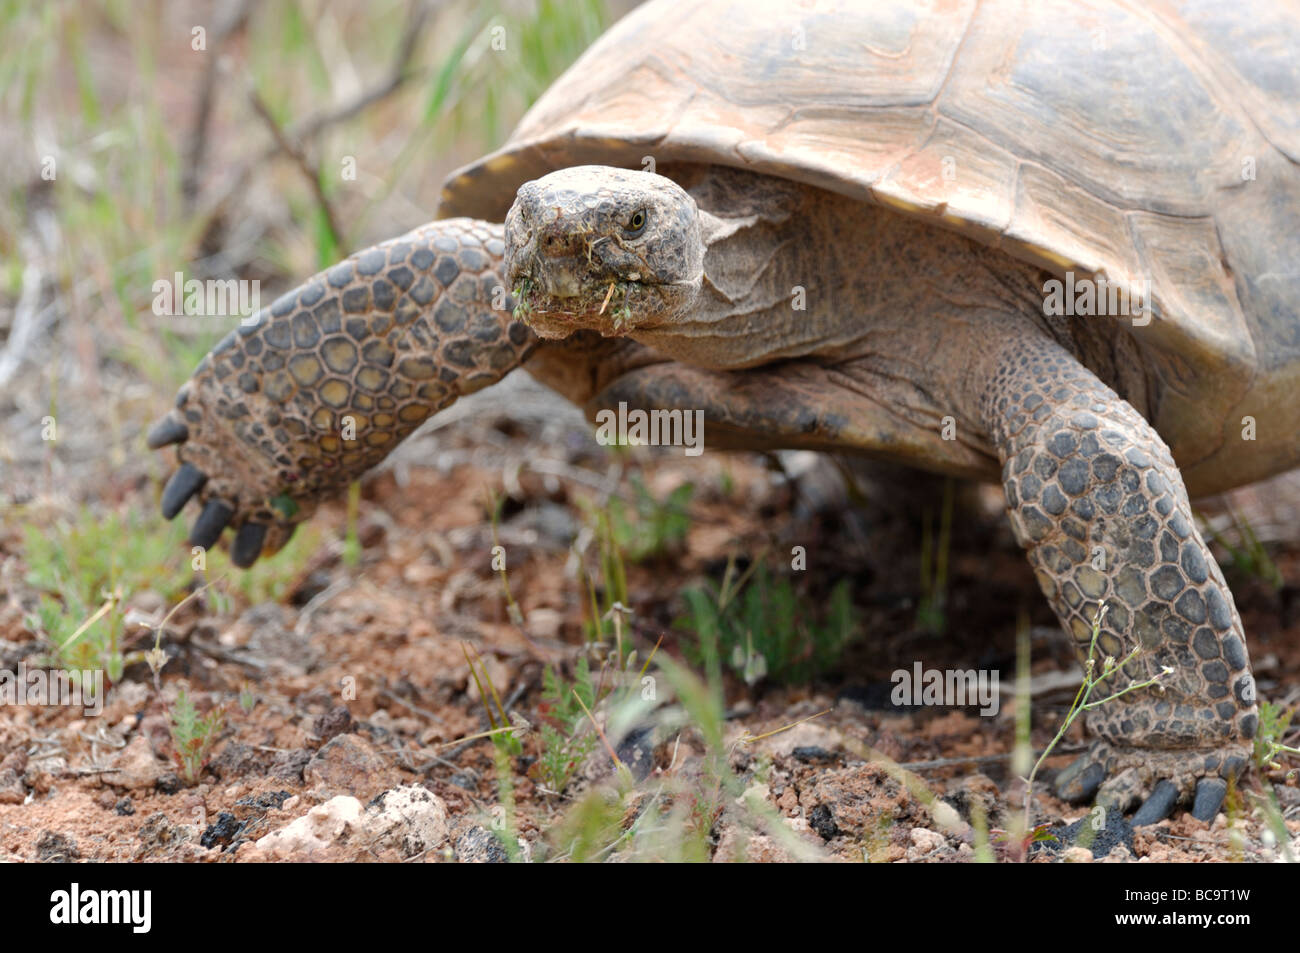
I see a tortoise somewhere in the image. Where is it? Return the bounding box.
[147,0,1300,824]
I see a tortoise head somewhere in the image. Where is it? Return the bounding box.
[504,166,704,339]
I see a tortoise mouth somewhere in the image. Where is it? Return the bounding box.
[511,268,646,337]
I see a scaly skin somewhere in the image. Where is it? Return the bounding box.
[148,218,536,564]
[977,330,1255,821]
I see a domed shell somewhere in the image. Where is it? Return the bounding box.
[440,0,1300,495]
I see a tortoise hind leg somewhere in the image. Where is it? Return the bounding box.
[978,329,1257,824]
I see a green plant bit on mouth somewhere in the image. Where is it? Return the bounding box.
[598,280,633,330]
[512,276,534,324]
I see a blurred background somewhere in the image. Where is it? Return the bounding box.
[0,0,631,506]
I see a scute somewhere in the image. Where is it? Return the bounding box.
[440,0,1300,495]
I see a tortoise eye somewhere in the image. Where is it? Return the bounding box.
[626,209,648,236]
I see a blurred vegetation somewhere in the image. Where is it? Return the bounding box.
[679,556,858,685]
[1,0,623,663]
[1,0,618,391]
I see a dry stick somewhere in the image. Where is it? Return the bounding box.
[572,688,624,771]
[289,0,432,143]
[181,0,253,210]
[735,708,831,748]
[188,0,430,247]
[144,573,231,695]
[246,86,344,250]
[379,688,445,725]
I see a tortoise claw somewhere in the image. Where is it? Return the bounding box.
[1131,779,1179,827]
[1053,754,1105,803]
[1191,778,1227,823]
[146,415,189,449]
[189,499,234,548]
[161,463,207,519]
[231,522,268,568]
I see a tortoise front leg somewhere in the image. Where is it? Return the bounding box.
[148,218,536,565]
[977,330,1256,824]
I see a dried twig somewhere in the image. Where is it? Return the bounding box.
[246,85,345,248]
[181,0,254,210]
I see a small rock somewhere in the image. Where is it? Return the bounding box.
[313,705,354,743]
[271,748,312,784]
[256,796,364,859]
[808,803,839,840]
[23,755,66,794]
[209,742,271,780]
[238,603,319,675]
[1061,846,1094,863]
[455,825,510,863]
[99,681,151,722]
[136,812,195,859]
[104,734,166,790]
[36,831,79,863]
[304,733,391,800]
[792,746,839,764]
[615,725,655,782]
[909,828,945,853]
[1100,842,1134,863]
[364,785,450,858]
[713,826,801,863]
[200,812,244,850]
[233,790,293,818]
[0,756,26,803]
[0,749,29,775]
[115,797,135,816]
[776,787,799,814]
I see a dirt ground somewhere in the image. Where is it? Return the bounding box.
[1,369,1298,863]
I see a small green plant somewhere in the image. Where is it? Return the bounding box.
[916,478,954,634]
[534,657,601,794]
[206,520,324,604]
[343,480,362,567]
[546,652,826,862]
[490,744,524,862]
[486,490,525,626]
[23,506,188,604]
[1018,602,1171,853]
[605,477,694,563]
[462,642,524,757]
[1253,699,1299,774]
[168,688,225,784]
[1197,508,1283,590]
[22,506,189,679]
[26,591,125,688]
[679,557,858,684]
[577,504,629,643]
